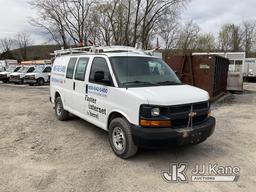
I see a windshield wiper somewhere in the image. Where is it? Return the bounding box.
[123,81,159,86]
[156,81,181,85]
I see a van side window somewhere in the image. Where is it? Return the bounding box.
[14,67,20,72]
[89,57,112,86]
[28,67,35,73]
[43,67,52,73]
[66,58,77,79]
[75,58,89,81]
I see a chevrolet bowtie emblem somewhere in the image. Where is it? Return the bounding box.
[189,112,197,117]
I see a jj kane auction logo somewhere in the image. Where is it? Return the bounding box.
[162,163,240,183]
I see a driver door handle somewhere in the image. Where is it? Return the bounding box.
[73,82,76,91]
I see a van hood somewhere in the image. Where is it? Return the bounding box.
[25,73,38,76]
[127,85,209,105]
[0,71,9,75]
[11,72,23,76]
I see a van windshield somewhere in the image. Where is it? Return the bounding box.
[34,67,44,73]
[110,56,181,87]
[6,66,16,72]
[18,67,29,73]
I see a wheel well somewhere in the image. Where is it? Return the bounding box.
[55,92,60,100]
[38,77,44,81]
[108,112,125,130]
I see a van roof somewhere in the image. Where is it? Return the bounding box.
[52,46,159,59]
[60,52,156,58]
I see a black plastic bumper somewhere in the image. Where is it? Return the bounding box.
[9,78,22,83]
[0,77,8,81]
[24,79,37,84]
[131,117,216,147]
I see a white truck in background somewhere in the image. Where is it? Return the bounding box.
[0,60,18,72]
[244,58,256,81]
[24,65,52,86]
[0,66,21,83]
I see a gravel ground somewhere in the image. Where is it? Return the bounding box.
[0,83,255,192]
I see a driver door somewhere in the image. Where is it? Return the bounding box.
[85,57,114,129]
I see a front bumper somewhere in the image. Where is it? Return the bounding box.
[9,78,22,83]
[131,117,216,147]
[24,79,37,84]
[0,76,8,81]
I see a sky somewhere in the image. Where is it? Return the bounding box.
[0,0,256,45]
[182,0,256,35]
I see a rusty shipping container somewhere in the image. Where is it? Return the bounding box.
[164,54,230,101]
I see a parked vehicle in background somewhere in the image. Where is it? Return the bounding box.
[9,66,35,84]
[0,60,18,72]
[50,46,216,159]
[24,65,52,86]
[244,58,256,82]
[0,66,21,83]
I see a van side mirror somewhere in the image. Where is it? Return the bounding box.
[94,71,105,82]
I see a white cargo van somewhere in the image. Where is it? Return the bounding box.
[9,66,35,84]
[24,65,52,86]
[0,66,21,83]
[50,46,216,159]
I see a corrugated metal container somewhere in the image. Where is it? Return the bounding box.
[165,54,230,101]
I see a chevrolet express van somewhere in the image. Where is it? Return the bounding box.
[50,46,216,159]
[9,66,35,84]
[0,66,21,83]
[24,65,52,86]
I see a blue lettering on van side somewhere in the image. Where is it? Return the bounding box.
[53,65,66,73]
[51,77,64,84]
[88,85,108,97]
[88,85,108,93]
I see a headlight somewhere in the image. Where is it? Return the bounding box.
[140,105,171,127]
[151,108,160,117]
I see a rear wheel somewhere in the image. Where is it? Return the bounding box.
[2,80,8,83]
[109,118,138,159]
[55,97,69,121]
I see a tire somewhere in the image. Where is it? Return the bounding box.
[3,80,8,83]
[20,79,24,84]
[55,97,69,121]
[29,83,34,86]
[37,78,44,86]
[109,118,138,159]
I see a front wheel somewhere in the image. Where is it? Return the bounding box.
[37,78,44,86]
[20,79,24,84]
[55,97,69,121]
[109,118,138,159]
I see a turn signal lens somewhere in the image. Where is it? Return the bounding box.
[208,111,212,117]
[140,119,171,127]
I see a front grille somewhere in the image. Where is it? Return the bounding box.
[167,101,209,128]
[11,76,19,79]
[24,76,33,80]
